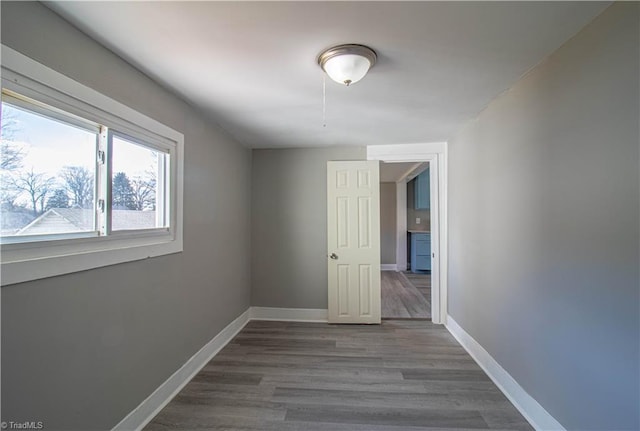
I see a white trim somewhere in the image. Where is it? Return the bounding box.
[112,309,251,431]
[427,158,441,323]
[367,143,448,324]
[0,46,184,286]
[395,181,408,272]
[381,264,397,271]
[111,306,328,430]
[250,307,328,322]
[368,142,447,160]
[1,47,181,141]
[445,315,565,431]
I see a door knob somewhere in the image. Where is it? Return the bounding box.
[329,253,338,260]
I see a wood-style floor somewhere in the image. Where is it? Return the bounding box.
[381,271,431,319]
[145,320,533,431]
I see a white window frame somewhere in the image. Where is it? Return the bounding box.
[0,46,184,286]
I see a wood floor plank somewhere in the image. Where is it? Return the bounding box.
[260,374,431,393]
[190,370,263,385]
[395,272,431,317]
[381,271,431,319]
[216,352,386,368]
[480,409,537,431]
[382,358,483,370]
[403,369,493,382]
[284,404,490,429]
[381,279,412,318]
[402,272,431,307]
[144,320,533,431]
[230,337,336,348]
[147,416,514,431]
[175,381,276,401]
[273,387,514,411]
[148,400,286,426]
[204,362,405,381]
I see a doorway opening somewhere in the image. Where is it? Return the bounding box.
[380,161,431,319]
[368,143,448,324]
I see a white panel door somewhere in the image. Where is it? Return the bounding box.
[327,161,381,324]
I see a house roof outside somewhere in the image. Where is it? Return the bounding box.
[14,208,157,235]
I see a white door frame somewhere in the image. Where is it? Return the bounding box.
[395,181,408,272]
[368,143,448,324]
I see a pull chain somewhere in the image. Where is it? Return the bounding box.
[322,75,327,128]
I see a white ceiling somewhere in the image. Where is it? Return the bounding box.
[47,1,609,149]
[380,162,424,183]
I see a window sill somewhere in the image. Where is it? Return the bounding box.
[1,232,183,286]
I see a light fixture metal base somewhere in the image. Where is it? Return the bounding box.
[317,44,377,86]
[317,44,378,68]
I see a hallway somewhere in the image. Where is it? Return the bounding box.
[381,271,431,319]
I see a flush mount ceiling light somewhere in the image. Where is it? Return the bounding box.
[317,44,377,86]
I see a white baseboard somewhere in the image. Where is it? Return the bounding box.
[112,309,251,431]
[381,264,398,271]
[445,315,565,431]
[112,306,328,430]
[250,306,328,322]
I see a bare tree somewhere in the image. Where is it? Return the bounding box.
[131,173,156,211]
[1,106,26,171]
[1,142,26,171]
[10,169,55,216]
[131,156,159,211]
[60,166,94,208]
[0,186,21,209]
[1,106,27,210]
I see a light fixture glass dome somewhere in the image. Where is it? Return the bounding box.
[318,44,377,86]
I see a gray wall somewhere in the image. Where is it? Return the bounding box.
[1,2,252,430]
[407,178,431,232]
[251,147,365,309]
[448,3,639,430]
[380,183,397,265]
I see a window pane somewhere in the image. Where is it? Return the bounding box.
[1,101,97,238]
[111,135,167,230]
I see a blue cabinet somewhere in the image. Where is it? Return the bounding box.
[410,232,431,272]
[414,170,430,210]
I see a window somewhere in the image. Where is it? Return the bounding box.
[110,135,168,231]
[0,45,184,285]
[1,96,98,238]
[0,93,171,240]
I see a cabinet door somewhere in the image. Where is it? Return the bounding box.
[414,255,430,270]
[414,170,430,210]
[410,233,431,272]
